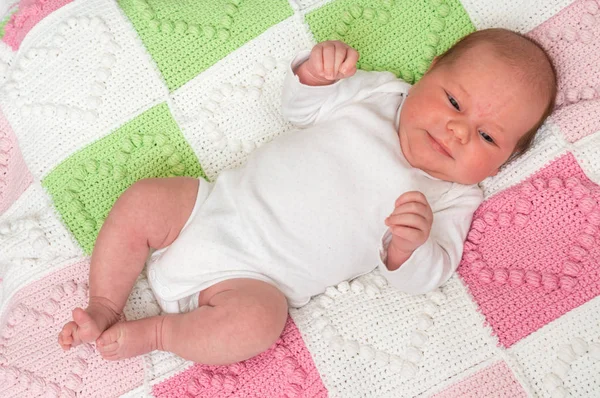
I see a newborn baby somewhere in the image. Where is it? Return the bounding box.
[59,28,556,365]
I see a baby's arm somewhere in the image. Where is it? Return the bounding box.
[379,186,483,294]
[281,41,408,127]
[384,191,433,271]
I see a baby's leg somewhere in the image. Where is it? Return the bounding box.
[58,177,200,350]
[96,278,288,365]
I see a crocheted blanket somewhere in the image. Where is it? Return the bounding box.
[1,0,599,396]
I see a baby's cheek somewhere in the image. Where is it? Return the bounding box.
[464,153,494,178]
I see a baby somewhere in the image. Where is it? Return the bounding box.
[59,28,556,365]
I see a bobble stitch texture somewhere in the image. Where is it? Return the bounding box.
[458,154,600,348]
[10,16,119,123]
[544,337,600,397]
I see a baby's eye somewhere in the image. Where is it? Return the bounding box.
[479,131,494,144]
[447,94,460,110]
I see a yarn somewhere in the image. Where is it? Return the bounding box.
[0,108,31,214]
[151,318,327,398]
[0,8,17,40]
[1,0,600,397]
[0,260,144,397]
[118,0,294,91]
[42,103,204,254]
[2,0,73,50]
[459,0,574,32]
[527,0,600,143]
[169,16,313,179]
[432,361,528,397]
[458,153,600,348]
[305,0,475,83]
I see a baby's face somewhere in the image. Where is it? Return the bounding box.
[398,45,548,185]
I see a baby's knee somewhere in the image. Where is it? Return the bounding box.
[231,283,288,353]
[241,306,287,355]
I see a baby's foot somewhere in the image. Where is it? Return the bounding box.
[58,297,120,351]
[96,316,165,361]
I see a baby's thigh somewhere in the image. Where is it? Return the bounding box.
[199,278,288,331]
[163,278,288,363]
[113,177,200,250]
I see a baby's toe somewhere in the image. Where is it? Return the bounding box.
[96,327,119,348]
[98,341,119,356]
[58,322,77,348]
[59,334,72,346]
[100,351,121,361]
[96,337,121,360]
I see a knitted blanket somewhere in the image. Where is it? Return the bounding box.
[0,0,599,396]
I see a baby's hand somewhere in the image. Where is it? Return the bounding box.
[296,41,359,86]
[385,191,433,256]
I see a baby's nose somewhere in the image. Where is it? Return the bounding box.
[447,120,469,144]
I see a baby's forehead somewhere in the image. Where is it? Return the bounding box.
[455,39,552,89]
[446,46,543,93]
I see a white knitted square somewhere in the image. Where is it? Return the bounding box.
[479,120,569,200]
[0,0,168,179]
[142,350,194,389]
[122,273,161,322]
[290,271,498,398]
[0,41,13,87]
[0,183,83,308]
[459,0,575,33]
[168,15,315,180]
[508,296,600,398]
[118,385,147,398]
[573,130,600,184]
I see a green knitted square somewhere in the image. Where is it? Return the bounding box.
[305,0,474,83]
[118,0,294,91]
[42,103,205,254]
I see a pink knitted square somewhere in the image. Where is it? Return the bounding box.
[0,260,144,397]
[2,0,73,51]
[458,153,600,348]
[526,0,600,143]
[0,108,32,214]
[152,317,327,398]
[432,361,527,398]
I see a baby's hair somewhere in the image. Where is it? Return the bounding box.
[432,28,557,162]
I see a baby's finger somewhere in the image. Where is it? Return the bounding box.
[385,213,429,231]
[308,44,325,77]
[391,203,433,227]
[390,201,430,218]
[333,43,349,77]
[395,191,428,208]
[389,225,423,243]
[321,43,337,80]
[339,47,359,76]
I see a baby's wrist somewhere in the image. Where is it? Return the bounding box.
[385,243,414,271]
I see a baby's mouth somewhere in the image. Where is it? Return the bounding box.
[426,132,453,159]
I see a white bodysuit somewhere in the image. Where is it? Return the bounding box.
[147,52,483,313]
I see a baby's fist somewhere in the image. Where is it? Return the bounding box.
[385,191,433,255]
[297,41,359,86]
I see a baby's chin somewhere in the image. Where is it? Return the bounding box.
[451,173,493,186]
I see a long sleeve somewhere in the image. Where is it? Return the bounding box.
[281,51,410,127]
[377,184,483,294]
